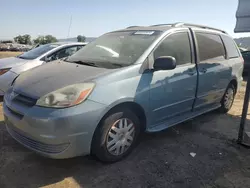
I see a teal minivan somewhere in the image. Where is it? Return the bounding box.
[4,23,243,162]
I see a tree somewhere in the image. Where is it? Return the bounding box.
[14,34,31,45]
[33,36,45,45]
[23,34,32,45]
[14,35,22,44]
[33,35,58,45]
[77,35,86,42]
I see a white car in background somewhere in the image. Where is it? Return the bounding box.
[0,42,87,96]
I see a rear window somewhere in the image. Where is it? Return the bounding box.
[196,33,226,62]
[221,35,240,58]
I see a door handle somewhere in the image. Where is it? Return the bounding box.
[199,68,207,73]
[187,68,196,76]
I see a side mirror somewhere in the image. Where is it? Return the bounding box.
[44,56,53,62]
[44,56,50,62]
[153,56,176,71]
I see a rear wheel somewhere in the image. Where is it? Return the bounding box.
[92,108,140,162]
[220,84,236,113]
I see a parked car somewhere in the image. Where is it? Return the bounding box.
[0,42,86,95]
[239,47,248,52]
[241,50,250,74]
[3,23,243,162]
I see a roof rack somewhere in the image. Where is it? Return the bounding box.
[149,22,227,34]
[173,22,227,34]
[126,26,141,29]
[150,24,172,27]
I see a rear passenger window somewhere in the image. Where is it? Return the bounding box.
[221,35,240,58]
[196,33,226,62]
[154,32,192,66]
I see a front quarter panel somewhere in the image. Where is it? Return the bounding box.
[0,71,18,94]
[88,64,150,122]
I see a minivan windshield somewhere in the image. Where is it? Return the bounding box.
[18,44,60,60]
[66,30,161,68]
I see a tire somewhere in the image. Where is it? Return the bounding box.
[219,84,236,113]
[92,108,141,163]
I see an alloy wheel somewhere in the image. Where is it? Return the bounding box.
[106,118,135,156]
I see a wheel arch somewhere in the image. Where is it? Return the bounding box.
[100,100,147,131]
[90,100,147,153]
[229,78,238,93]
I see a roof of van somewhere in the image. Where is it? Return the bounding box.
[118,23,228,34]
[51,42,88,46]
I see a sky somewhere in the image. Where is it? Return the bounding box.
[0,0,249,40]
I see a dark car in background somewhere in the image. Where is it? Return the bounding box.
[242,50,250,74]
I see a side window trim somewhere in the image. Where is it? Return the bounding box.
[187,29,195,64]
[40,45,77,61]
[42,45,81,62]
[228,50,241,59]
[231,40,241,59]
[194,31,226,63]
[219,35,228,59]
[221,35,240,59]
[40,48,63,61]
[152,30,193,67]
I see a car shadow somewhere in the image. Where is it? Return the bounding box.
[1,110,250,188]
[244,75,248,81]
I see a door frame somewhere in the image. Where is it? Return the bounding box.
[145,29,198,125]
[190,29,229,109]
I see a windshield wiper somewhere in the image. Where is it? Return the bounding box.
[110,63,124,67]
[17,56,26,59]
[67,60,98,67]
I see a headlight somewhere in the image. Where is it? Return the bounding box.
[0,68,11,75]
[36,83,95,108]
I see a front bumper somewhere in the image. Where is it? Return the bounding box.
[3,90,107,159]
[0,71,18,96]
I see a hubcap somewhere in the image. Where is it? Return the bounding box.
[224,88,234,109]
[106,118,135,156]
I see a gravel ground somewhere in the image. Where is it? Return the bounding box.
[1,82,250,188]
[0,51,22,59]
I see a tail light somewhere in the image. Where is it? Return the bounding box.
[240,56,244,63]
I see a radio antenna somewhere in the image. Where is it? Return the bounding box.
[67,15,72,40]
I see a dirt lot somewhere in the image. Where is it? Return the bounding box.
[0,51,22,59]
[0,83,250,188]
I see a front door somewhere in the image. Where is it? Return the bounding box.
[149,31,197,126]
[194,32,231,110]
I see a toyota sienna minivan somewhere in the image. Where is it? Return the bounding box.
[3,23,243,162]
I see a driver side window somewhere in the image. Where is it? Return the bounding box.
[153,32,192,66]
[47,46,80,62]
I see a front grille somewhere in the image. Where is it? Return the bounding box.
[7,126,69,154]
[7,106,24,119]
[13,93,37,107]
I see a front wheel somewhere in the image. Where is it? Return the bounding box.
[219,84,236,113]
[92,108,140,163]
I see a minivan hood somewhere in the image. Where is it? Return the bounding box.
[14,60,114,98]
[0,57,30,69]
